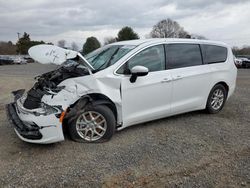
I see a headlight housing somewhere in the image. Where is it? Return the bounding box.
[40,103,61,115]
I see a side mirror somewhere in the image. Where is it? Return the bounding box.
[130,66,149,83]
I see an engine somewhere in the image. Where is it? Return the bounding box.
[23,62,89,109]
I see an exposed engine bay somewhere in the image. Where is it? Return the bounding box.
[23,60,89,109]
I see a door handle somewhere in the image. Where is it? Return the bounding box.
[173,75,183,81]
[161,78,172,83]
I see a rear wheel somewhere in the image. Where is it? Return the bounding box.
[206,84,227,114]
[68,104,116,143]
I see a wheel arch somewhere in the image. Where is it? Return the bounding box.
[205,81,229,109]
[213,81,229,98]
[87,93,118,121]
[66,93,118,121]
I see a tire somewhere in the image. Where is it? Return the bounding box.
[68,104,116,143]
[206,84,227,114]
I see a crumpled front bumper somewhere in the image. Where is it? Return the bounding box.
[6,103,43,140]
[6,93,65,144]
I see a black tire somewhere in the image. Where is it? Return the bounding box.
[206,84,227,114]
[68,104,116,143]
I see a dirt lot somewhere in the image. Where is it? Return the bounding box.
[0,63,249,187]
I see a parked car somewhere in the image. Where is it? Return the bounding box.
[0,56,14,65]
[6,39,237,144]
[24,57,34,63]
[13,56,27,64]
[239,57,250,68]
[234,56,242,68]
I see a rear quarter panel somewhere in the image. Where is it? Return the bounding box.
[208,47,237,99]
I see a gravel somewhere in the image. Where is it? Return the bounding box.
[0,63,249,187]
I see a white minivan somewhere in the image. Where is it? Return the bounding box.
[6,39,237,144]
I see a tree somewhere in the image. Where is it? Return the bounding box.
[104,37,117,45]
[82,37,101,55]
[71,42,79,51]
[57,40,66,48]
[150,18,189,38]
[233,46,250,56]
[190,34,207,40]
[0,41,17,55]
[16,32,45,54]
[16,32,30,54]
[117,26,139,41]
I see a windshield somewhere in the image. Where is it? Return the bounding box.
[84,45,136,70]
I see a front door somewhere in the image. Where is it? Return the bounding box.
[117,45,173,127]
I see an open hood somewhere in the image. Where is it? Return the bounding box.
[28,44,94,70]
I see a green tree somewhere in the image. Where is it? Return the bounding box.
[82,37,101,55]
[16,32,45,54]
[117,26,139,41]
[16,32,30,54]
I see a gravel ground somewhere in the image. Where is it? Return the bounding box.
[0,63,249,187]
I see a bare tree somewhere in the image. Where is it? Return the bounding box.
[191,34,207,40]
[71,42,79,51]
[150,18,189,38]
[104,37,117,45]
[57,40,66,48]
[233,46,250,56]
[0,41,17,55]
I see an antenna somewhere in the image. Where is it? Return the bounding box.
[17,32,20,40]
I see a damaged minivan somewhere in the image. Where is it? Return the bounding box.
[6,39,237,144]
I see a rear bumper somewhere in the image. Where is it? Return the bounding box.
[6,101,65,144]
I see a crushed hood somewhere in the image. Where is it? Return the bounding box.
[28,44,78,65]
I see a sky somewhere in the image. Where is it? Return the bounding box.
[0,0,250,48]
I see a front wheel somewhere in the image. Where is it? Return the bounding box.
[206,84,227,114]
[68,105,116,143]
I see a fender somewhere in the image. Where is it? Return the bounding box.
[91,99,113,106]
[64,95,117,122]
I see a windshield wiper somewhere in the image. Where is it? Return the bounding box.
[90,49,109,69]
[96,48,120,71]
[77,53,95,72]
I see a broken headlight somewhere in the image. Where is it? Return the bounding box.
[40,103,60,115]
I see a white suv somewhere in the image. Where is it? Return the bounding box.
[6,39,237,144]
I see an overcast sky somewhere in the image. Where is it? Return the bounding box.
[0,0,250,48]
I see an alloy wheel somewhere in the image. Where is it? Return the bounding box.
[210,89,224,110]
[76,111,107,141]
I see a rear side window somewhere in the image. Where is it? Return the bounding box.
[201,45,227,64]
[165,44,203,69]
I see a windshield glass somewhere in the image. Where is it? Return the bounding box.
[84,45,136,70]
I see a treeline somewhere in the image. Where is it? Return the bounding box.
[0,41,16,55]
[16,32,52,54]
[0,32,52,55]
[233,46,250,56]
[82,26,140,54]
[82,18,206,55]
